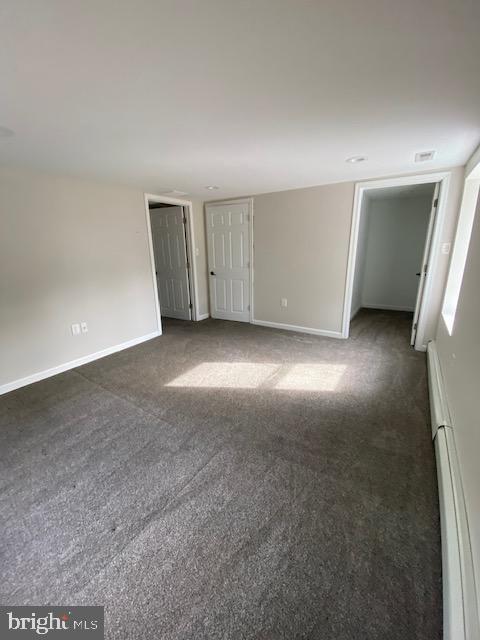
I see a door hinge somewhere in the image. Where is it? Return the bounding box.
[433,198,438,208]
[189,303,193,309]
[413,322,417,330]
[183,216,187,224]
[424,264,428,274]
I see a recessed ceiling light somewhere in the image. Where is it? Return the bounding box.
[205,185,219,190]
[0,126,15,138]
[346,155,367,163]
[415,150,435,162]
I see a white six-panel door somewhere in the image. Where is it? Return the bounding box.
[205,201,251,322]
[150,206,192,320]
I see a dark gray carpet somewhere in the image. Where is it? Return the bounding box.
[0,309,441,639]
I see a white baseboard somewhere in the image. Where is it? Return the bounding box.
[428,340,479,640]
[436,426,479,640]
[196,313,210,321]
[435,427,465,640]
[0,330,161,396]
[252,318,344,339]
[361,303,415,312]
[427,340,451,436]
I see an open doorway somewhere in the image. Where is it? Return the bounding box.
[343,173,451,350]
[145,194,200,329]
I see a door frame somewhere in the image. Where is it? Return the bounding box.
[144,193,201,332]
[204,197,254,322]
[342,171,452,350]
[410,182,440,346]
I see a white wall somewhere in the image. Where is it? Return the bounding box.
[190,199,209,318]
[248,167,463,337]
[0,164,462,390]
[435,189,480,621]
[253,182,355,334]
[0,167,208,391]
[420,169,464,343]
[354,191,433,312]
[350,197,369,318]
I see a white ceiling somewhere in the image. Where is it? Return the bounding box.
[1,0,480,199]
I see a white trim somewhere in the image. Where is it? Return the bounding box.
[441,175,480,336]
[436,426,480,640]
[342,171,452,351]
[0,331,161,395]
[435,427,466,640]
[205,197,254,323]
[361,303,415,312]
[427,340,451,436]
[427,341,480,640]
[144,195,162,333]
[252,318,344,339]
[197,312,210,321]
[144,193,201,323]
[415,174,451,349]
[465,143,480,178]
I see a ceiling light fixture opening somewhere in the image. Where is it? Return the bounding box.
[205,185,219,190]
[415,150,436,162]
[346,155,367,163]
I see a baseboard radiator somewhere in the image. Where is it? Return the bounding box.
[427,341,479,640]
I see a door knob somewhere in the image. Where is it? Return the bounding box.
[210,271,216,276]
[416,272,421,276]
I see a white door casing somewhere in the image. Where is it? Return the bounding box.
[205,200,252,322]
[342,171,451,350]
[411,182,440,345]
[150,205,192,320]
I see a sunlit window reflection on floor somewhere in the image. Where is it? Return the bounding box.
[166,362,347,391]
[274,364,347,392]
[166,362,280,388]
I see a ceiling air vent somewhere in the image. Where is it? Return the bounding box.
[415,150,436,162]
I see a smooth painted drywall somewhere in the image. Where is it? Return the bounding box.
[435,189,480,619]
[253,182,354,333]
[354,192,433,312]
[190,199,209,317]
[0,167,208,388]
[250,168,463,336]
[421,168,464,343]
[0,168,157,386]
[350,198,369,318]
[3,2,479,199]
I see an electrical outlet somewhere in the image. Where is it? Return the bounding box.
[71,323,81,336]
[81,322,88,334]
[281,298,288,308]
[441,243,451,255]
